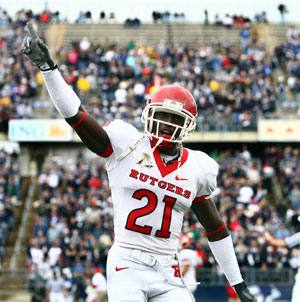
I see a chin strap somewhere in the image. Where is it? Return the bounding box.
[174,143,184,178]
[177,144,183,168]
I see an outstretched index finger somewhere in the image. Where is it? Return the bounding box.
[26,22,40,40]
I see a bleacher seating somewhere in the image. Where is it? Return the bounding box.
[62,23,168,50]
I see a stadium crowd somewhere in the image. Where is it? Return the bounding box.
[279,146,300,211]
[0,7,46,131]
[26,146,300,300]
[56,35,287,132]
[0,8,299,133]
[0,6,270,26]
[274,26,300,111]
[0,149,20,268]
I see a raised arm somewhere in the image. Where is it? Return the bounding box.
[266,231,300,248]
[192,199,256,302]
[265,232,287,248]
[65,106,110,155]
[21,22,111,155]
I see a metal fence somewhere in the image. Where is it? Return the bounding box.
[197,268,296,286]
[0,267,296,300]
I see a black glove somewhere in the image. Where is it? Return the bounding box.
[233,282,257,302]
[21,21,57,71]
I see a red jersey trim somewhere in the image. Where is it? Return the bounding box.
[153,147,189,178]
[70,111,88,128]
[104,120,112,127]
[193,195,209,203]
[99,143,113,158]
[206,222,225,237]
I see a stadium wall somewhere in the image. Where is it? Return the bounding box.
[4,117,300,175]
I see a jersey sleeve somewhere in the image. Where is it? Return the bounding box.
[194,154,219,203]
[100,119,141,170]
[285,232,300,248]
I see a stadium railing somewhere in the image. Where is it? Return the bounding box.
[0,267,295,293]
[197,268,295,286]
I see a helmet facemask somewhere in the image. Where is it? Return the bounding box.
[142,99,197,143]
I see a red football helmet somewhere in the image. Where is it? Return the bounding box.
[142,85,197,143]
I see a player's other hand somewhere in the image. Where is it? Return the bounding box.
[234,282,257,302]
[21,21,56,71]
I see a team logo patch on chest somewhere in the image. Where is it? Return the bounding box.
[136,153,153,168]
[129,168,191,200]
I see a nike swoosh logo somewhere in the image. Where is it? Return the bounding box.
[175,176,188,181]
[115,266,129,272]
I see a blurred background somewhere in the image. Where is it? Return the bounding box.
[0,0,299,301]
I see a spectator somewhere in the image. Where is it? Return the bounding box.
[85,11,92,23]
[278,4,288,23]
[91,267,107,301]
[86,280,98,302]
[0,149,20,267]
[39,10,51,23]
[48,239,62,266]
[29,239,44,267]
[289,184,300,210]
[223,14,233,29]
[240,27,251,51]
[99,11,106,22]
[46,271,65,302]
[214,14,222,26]
[152,11,161,23]
[204,9,209,25]
[108,12,116,24]
[73,275,87,302]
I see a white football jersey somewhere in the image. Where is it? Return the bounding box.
[179,249,201,289]
[103,120,218,255]
[285,232,300,268]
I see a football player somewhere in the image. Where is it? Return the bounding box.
[178,233,201,295]
[265,231,300,302]
[21,22,257,302]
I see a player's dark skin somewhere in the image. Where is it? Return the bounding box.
[66,106,229,242]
